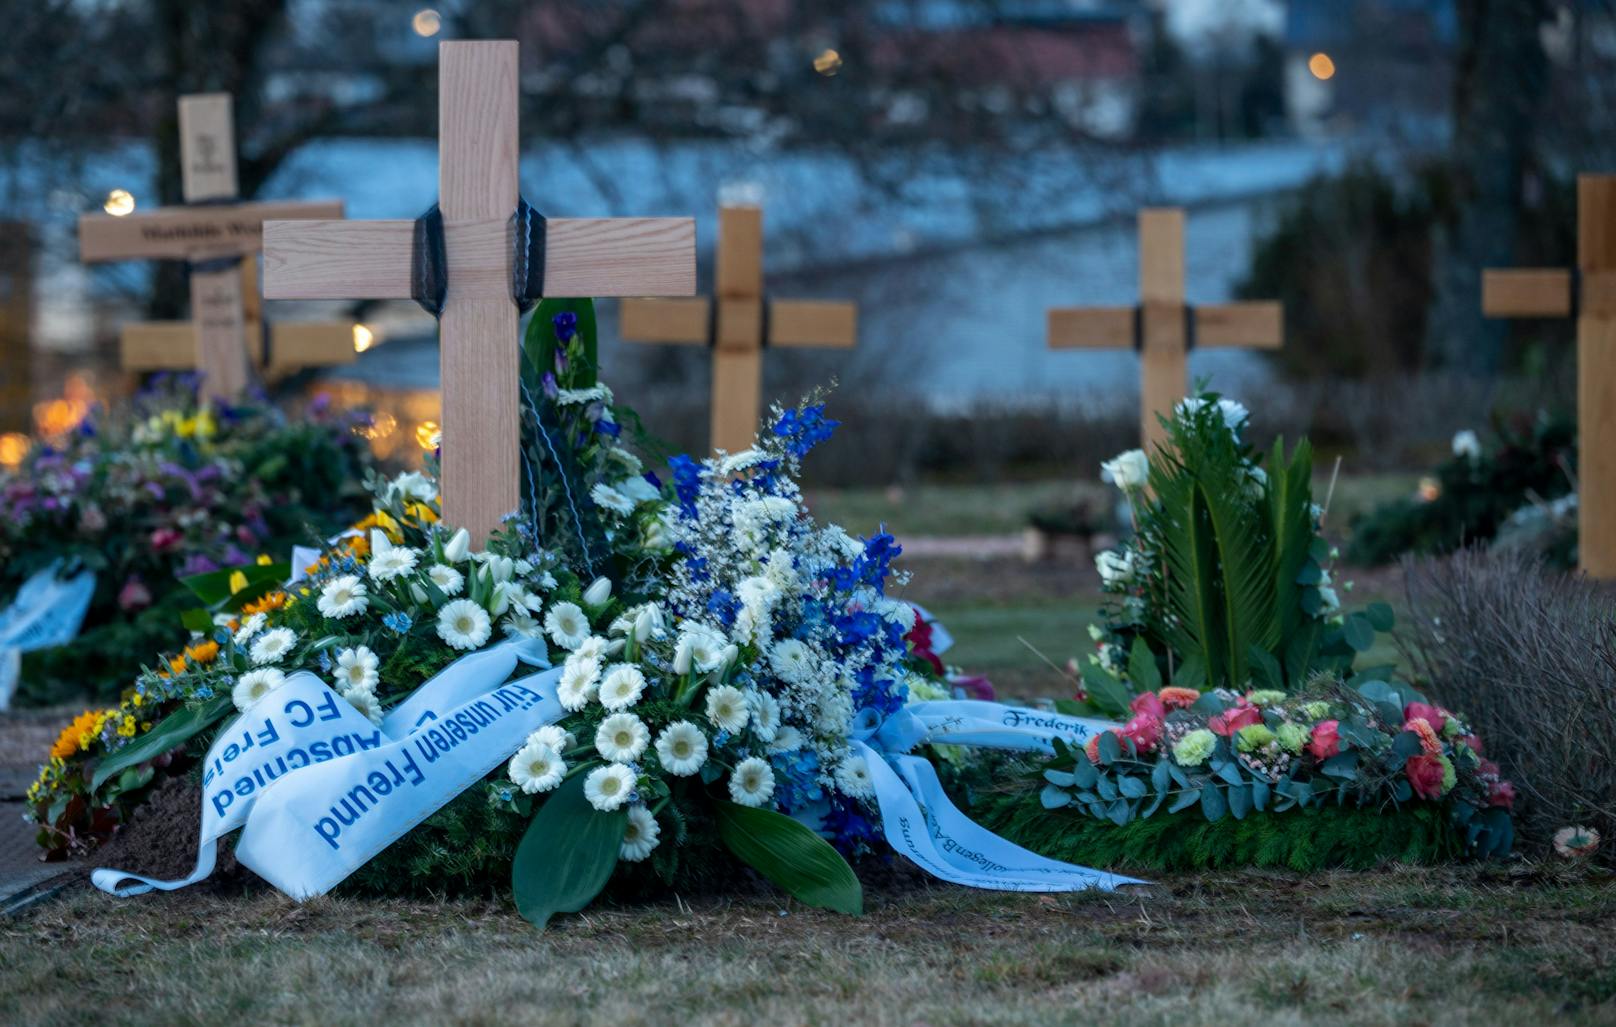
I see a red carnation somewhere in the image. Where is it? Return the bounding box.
[1405,753,1447,800]
[1129,691,1166,720]
[1121,712,1163,753]
[1488,780,1517,810]
[906,617,944,675]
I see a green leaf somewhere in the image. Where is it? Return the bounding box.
[1200,785,1227,821]
[1079,661,1135,720]
[180,608,216,633]
[512,772,626,929]
[91,696,231,793]
[1040,785,1073,809]
[1116,775,1148,799]
[524,298,599,389]
[1127,637,1162,692]
[1043,769,1077,787]
[1322,752,1358,779]
[1052,698,1087,718]
[181,561,290,607]
[1227,782,1250,819]
[1071,758,1099,789]
[714,800,862,915]
[1364,602,1396,632]
[1168,788,1201,814]
[1097,732,1122,765]
[1341,614,1376,653]
[1248,645,1284,692]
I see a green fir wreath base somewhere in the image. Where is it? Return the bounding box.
[970,791,1466,873]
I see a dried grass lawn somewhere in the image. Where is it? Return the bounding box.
[3,864,1612,1026]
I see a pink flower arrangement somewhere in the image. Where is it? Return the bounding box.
[1404,701,1448,733]
[1308,719,1341,761]
[1120,712,1163,753]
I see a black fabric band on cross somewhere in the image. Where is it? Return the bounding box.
[705,297,772,348]
[260,319,275,371]
[182,195,245,276]
[411,204,448,318]
[510,197,548,312]
[1570,267,1583,320]
[1130,304,1197,353]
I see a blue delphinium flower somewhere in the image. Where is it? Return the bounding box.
[382,611,414,635]
[669,453,702,516]
[553,311,579,342]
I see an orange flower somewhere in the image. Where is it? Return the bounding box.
[184,640,220,665]
[1159,687,1202,711]
[168,655,188,675]
[1406,717,1443,756]
[242,591,289,616]
[50,709,110,760]
[346,535,371,560]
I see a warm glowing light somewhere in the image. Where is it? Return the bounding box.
[412,9,441,36]
[1308,52,1336,81]
[103,189,136,216]
[31,374,98,439]
[352,323,375,353]
[415,420,441,451]
[813,48,843,76]
[1417,476,1441,504]
[0,432,27,469]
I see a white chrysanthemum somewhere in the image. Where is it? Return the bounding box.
[834,755,876,799]
[1095,549,1136,587]
[249,627,297,666]
[317,575,368,619]
[880,600,918,632]
[232,668,286,711]
[768,725,805,753]
[605,446,643,476]
[816,688,854,737]
[583,763,636,811]
[823,525,864,561]
[620,805,661,862]
[595,712,650,762]
[598,664,647,710]
[334,645,379,693]
[507,742,565,794]
[705,685,751,733]
[527,724,575,753]
[342,687,384,726]
[557,654,601,710]
[675,624,729,674]
[591,482,637,516]
[232,612,267,646]
[427,563,464,595]
[572,635,609,661]
[655,721,708,776]
[728,757,775,808]
[763,548,800,592]
[736,575,779,612]
[749,690,782,743]
[719,448,765,475]
[437,599,492,651]
[368,532,419,581]
[768,638,814,684]
[544,602,591,650]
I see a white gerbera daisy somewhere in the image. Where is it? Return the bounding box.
[502,611,544,641]
[705,684,750,733]
[249,627,297,666]
[619,476,659,505]
[749,691,781,743]
[557,654,601,710]
[768,725,805,753]
[427,563,464,595]
[437,599,491,651]
[583,763,636,811]
[317,575,368,619]
[834,755,876,799]
[232,612,266,646]
[676,624,730,674]
[507,742,565,794]
[728,757,775,808]
[654,721,707,776]
[572,635,609,661]
[368,532,419,581]
[544,601,591,650]
[768,638,814,684]
[595,712,650,762]
[598,664,647,710]
[527,724,575,753]
[334,645,379,693]
[342,687,384,726]
[232,668,286,711]
[590,482,636,516]
[620,805,661,862]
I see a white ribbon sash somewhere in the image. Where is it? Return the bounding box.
[853,700,1144,892]
[92,637,559,899]
[0,563,97,709]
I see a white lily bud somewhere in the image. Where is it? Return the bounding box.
[634,603,662,640]
[583,577,612,607]
[443,527,471,564]
[673,635,694,675]
[410,583,429,604]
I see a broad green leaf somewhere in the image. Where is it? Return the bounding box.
[91,696,231,792]
[1364,601,1396,631]
[714,800,862,915]
[1248,645,1284,692]
[1116,774,1148,799]
[182,561,290,607]
[1127,637,1162,693]
[1200,785,1227,821]
[1097,731,1122,765]
[512,772,626,929]
[1341,614,1375,652]
[1071,757,1099,789]
[1168,788,1201,814]
[1079,661,1135,720]
[1052,698,1088,718]
[1041,784,1073,809]
[180,608,216,633]
[1043,769,1076,787]
[1227,782,1250,819]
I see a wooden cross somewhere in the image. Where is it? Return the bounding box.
[617,203,858,454]
[78,93,343,402]
[117,255,357,383]
[0,221,34,432]
[1046,208,1283,453]
[262,40,695,543]
[1482,174,1616,578]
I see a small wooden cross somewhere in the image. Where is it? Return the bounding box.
[78,93,344,402]
[618,203,858,454]
[1046,208,1283,453]
[262,40,695,543]
[1482,174,1616,578]
[117,255,357,383]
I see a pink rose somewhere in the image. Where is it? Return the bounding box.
[1460,734,1483,755]
[1209,702,1261,737]
[949,674,996,702]
[1308,719,1341,761]
[117,577,152,612]
[1404,702,1447,733]
[1121,712,1163,753]
[1488,780,1516,810]
[1405,753,1447,800]
[1129,691,1166,720]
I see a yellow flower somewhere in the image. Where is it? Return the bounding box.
[184,640,220,665]
[117,715,137,738]
[129,691,144,708]
[228,570,249,595]
[256,554,273,566]
[242,591,289,616]
[405,501,439,525]
[168,654,188,675]
[51,709,113,760]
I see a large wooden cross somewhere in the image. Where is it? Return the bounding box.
[1482,174,1615,578]
[617,203,858,454]
[0,221,34,432]
[78,93,344,402]
[1046,208,1283,452]
[263,40,695,542]
[118,255,357,383]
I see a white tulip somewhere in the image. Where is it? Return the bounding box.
[443,527,471,564]
[1100,449,1149,491]
[583,577,613,608]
